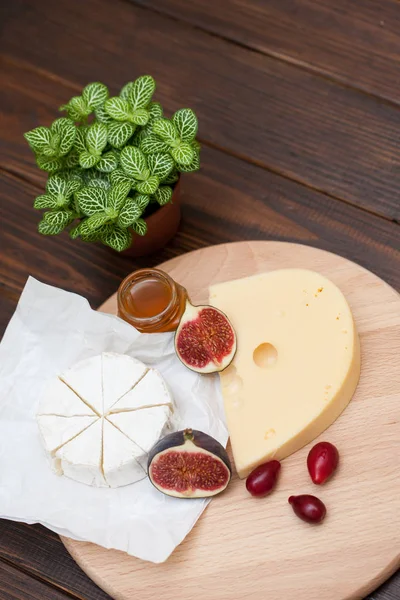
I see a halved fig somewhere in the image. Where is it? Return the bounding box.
[174,301,236,373]
[148,428,231,498]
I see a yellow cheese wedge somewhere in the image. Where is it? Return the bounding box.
[209,269,360,479]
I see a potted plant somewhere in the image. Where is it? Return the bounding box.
[23,76,200,255]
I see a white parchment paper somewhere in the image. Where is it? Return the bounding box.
[0,277,228,563]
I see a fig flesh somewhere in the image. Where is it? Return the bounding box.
[148,428,231,498]
[175,301,236,373]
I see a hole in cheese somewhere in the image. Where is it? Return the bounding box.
[253,343,278,368]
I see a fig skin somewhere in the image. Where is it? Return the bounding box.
[148,428,232,498]
[174,301,237,374]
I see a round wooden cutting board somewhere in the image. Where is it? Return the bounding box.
[62,241,400,600]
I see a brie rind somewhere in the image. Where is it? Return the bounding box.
[109,368,172,413]
[102,419,146,487]
[37,415,97,456]
[55,418,107,487]
[60,355,103,415]
[37,378,96,417]
[107,405,172,453]
[102,352,147,414]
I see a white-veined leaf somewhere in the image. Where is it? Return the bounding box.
[95,105,114,124]
[108,181,131,212]
[110,168,135,188]
[86,122,108,155]
[117,198,143,227]
[134,193,150,211]
[173,108,198,142]
[63,150,80,168]
[85,169,111,189]
[120,146,147,180]
[36,155,63,172]
[103,226,132,252]
[51,118,76,155]
[172,142,195,166]
[97,151,118,173]
[120,82,135,100]
[128,75,155,110]
[191,140,201,152]
[177,150,200,172]
[79,150,99,169]
[107,122,135,148]
[38,219,67,236]
[83,82,109,109]
[136,175,159,195]
[74,127,87,153]
[132,218,147,236]
[131,108,149,126]
[152,118,179,146]
[64,96,90,121]
[147,153,174,179]
[41,144,58,157]
[140,135,170,154]
[104,97,132,122]
[154,186,173,205]
[34,194,59,209]
[65,179,82,197]
[43,209,74,228]
[24,127,52,153]
[79,212,110,234]
[148,102,163,121]
[46,175,67,199]
[77,186,108,215]
[69,223,82,239]
[161,169,179,184]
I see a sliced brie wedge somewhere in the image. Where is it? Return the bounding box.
[102,419,146,487]
[109,368,172,413]
[37,415,97,457]
[60,355,103,415]
[102,352,147,414]
[107,405,172,453]
[37,378,96,417]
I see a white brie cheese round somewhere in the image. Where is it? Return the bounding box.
[36,353,174,487]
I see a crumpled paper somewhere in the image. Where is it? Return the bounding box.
[0,277,228,563]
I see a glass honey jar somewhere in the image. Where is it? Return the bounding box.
[117,268,188,333]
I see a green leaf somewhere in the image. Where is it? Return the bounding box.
[34,194,58,209]
[162,169,179,184]
[97,151,118,172]
[120,82,135,101]
[24,127,52,153]
[191,140,201,153]
[63,150,80,168]
[77,186,108,215]
[140,135,170,155]
[108,181,131,212]
[128,75,155,110]
[147,153,174,179]
[177,150,200,172]
[104,97,132,122]
[152,118,179,146]
[117,197,143,227]
[110,168,135,189]
[107,121,135,148]
[46,175,67,199]
[102,226,132,251]
[79,150,99,169]
[85,169,111,189]
[80,212,110,234]
[136,175,159,195]
[43,209,74,228]
[81,226,106,243]
[134,193,150,211]
[120,146,147,180]
[173,108,198,142]
[69,224,82,239]
[63,96,90,121]
[172,142,195,166]
[86,122,108,155]
[38,219,66,236]
[95,105,114,124]
[83,82,109,109]
[148,102,163,121]
[36,155,63,173]
[65,178,82,197]
[132,218,147,236]
[74,127,87,153]
[154,186,173,205]
[51,118,76,155]
[131,108,149,126]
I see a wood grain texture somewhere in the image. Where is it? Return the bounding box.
[1,1,400,220]
[0,521,110,600]
[135,0,400,106]
[63,241,400,600]
[0,558,74,600]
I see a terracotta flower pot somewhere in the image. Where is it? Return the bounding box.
[123,181,181,257]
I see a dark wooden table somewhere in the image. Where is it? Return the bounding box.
[1,0,399,598]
